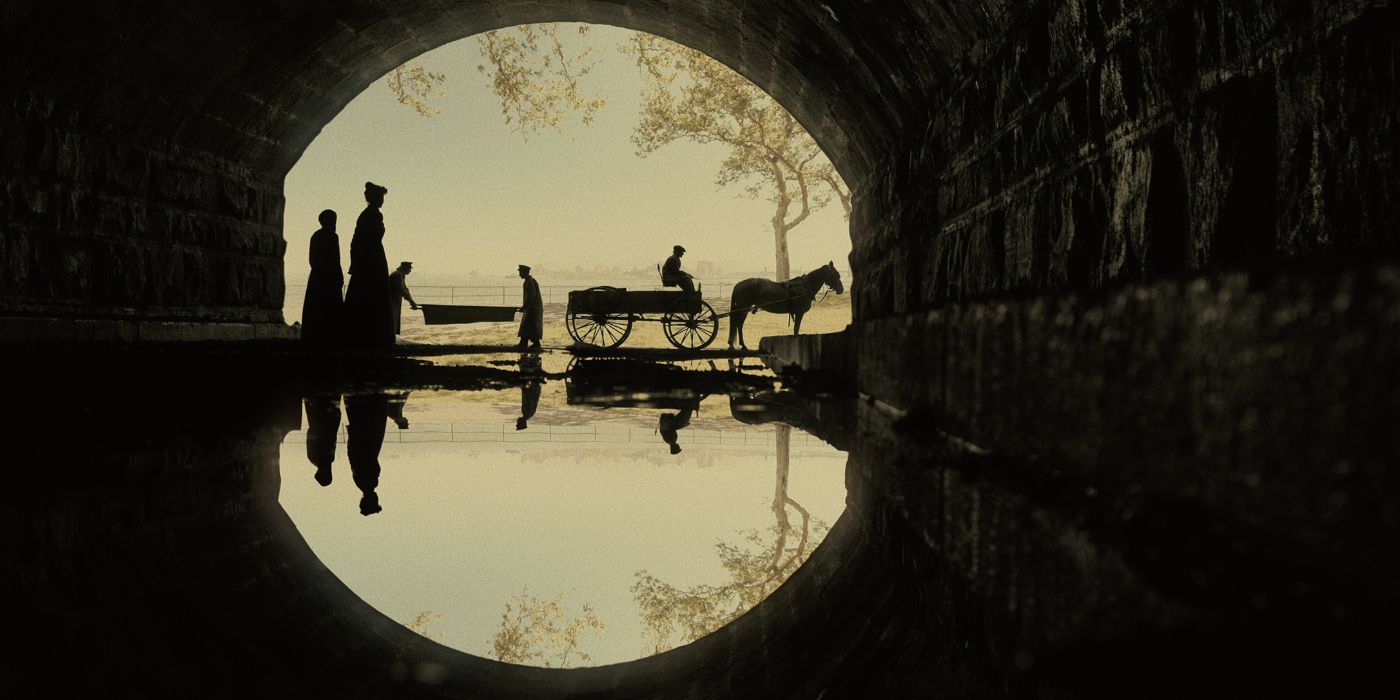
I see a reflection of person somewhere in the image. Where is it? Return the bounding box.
[344,182,392,347]
[301,210,343,345]
[658,406,694,455]
[515,264,543,350]
[388,261,419,336]
[345,393,389,516]
[517,379,541,430]
[661,245,694,293]
[387,390,411,429]
[304,396,342,486]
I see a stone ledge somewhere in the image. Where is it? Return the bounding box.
[759,329,856,379]
[0,316,299,344]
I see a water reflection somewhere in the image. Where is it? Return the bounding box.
[388,391,412,429]
[518,355,543,431]
[345,393,389,516]
[633,422,828,654]
[658,408,694,454]
[280,375,847,667]
[304,395,341,487]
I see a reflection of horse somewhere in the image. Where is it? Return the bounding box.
[727,262,844,349]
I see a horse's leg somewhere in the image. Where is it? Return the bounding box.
[729,300,745,349]
[793,312,804,336]
[735,312,748,350]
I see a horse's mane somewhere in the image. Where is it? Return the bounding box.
[791,264,830,284]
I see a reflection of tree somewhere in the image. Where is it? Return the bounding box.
[405,611,443,641]
[632,425,828,653]
[490,588,605,667]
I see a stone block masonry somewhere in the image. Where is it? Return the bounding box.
[1,106,287,330]
[851,0,1400,317]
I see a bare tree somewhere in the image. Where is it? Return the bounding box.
[626,34,849,279]
[490,588,605,667]
[384,25,849,278]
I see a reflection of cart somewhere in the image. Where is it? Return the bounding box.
[565,287,720,350]
[564,359,707,410]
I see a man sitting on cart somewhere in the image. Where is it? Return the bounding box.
[661,244,695,293]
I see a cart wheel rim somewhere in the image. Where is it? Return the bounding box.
[568,311,632,348]
[663,301,717,350]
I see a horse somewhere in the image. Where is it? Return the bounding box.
[727,261,844,349]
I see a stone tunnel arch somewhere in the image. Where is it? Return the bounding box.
[5,1,1400,694]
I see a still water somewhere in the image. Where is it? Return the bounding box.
[278,380,847,667]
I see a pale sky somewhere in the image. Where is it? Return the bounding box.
[282,24,853,289]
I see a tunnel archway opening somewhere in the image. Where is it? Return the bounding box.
[281,23,856,350]
[275,21,862,668]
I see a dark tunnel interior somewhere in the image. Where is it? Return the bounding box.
[3,1,1399,697]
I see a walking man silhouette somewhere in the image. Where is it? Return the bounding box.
[515,264,543,350]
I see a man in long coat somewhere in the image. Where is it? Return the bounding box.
[515,264,543,350]
[387,261,419,337]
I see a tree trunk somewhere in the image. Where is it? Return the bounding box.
[769,424,792,572]
[772,200,791,280]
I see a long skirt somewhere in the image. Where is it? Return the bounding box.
[301,271,343,344]
[344,271,392,346]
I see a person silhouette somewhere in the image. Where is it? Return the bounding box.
[301,210,343,345]
[515,264,543,350]
[517,378,541,430]
[658,406,694,455]
[304,395,342,486]
[344,182,393,347]
[345,392,389,516]
[388,261,419,337]
[661,245,695,293]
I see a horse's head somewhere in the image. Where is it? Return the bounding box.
[825,261,845,294]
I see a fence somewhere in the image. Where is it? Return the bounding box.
[285,282,746,307]
[284,422,834,449]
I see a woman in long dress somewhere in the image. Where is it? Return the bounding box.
[300,209,343,345]
[343,182,392,347]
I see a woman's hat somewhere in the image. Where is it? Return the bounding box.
[365,182,388,195]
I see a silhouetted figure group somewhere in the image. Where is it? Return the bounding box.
[301,181,416,348]
[304,391,411,516]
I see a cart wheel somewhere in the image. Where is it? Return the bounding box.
[567,309,633,348]
[663,300,718,350]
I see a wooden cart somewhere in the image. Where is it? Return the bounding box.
[565,287,720,350]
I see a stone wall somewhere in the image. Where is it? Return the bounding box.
[0,0,1006,341]
[0,108,287,326]
[851,0,1399,318]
